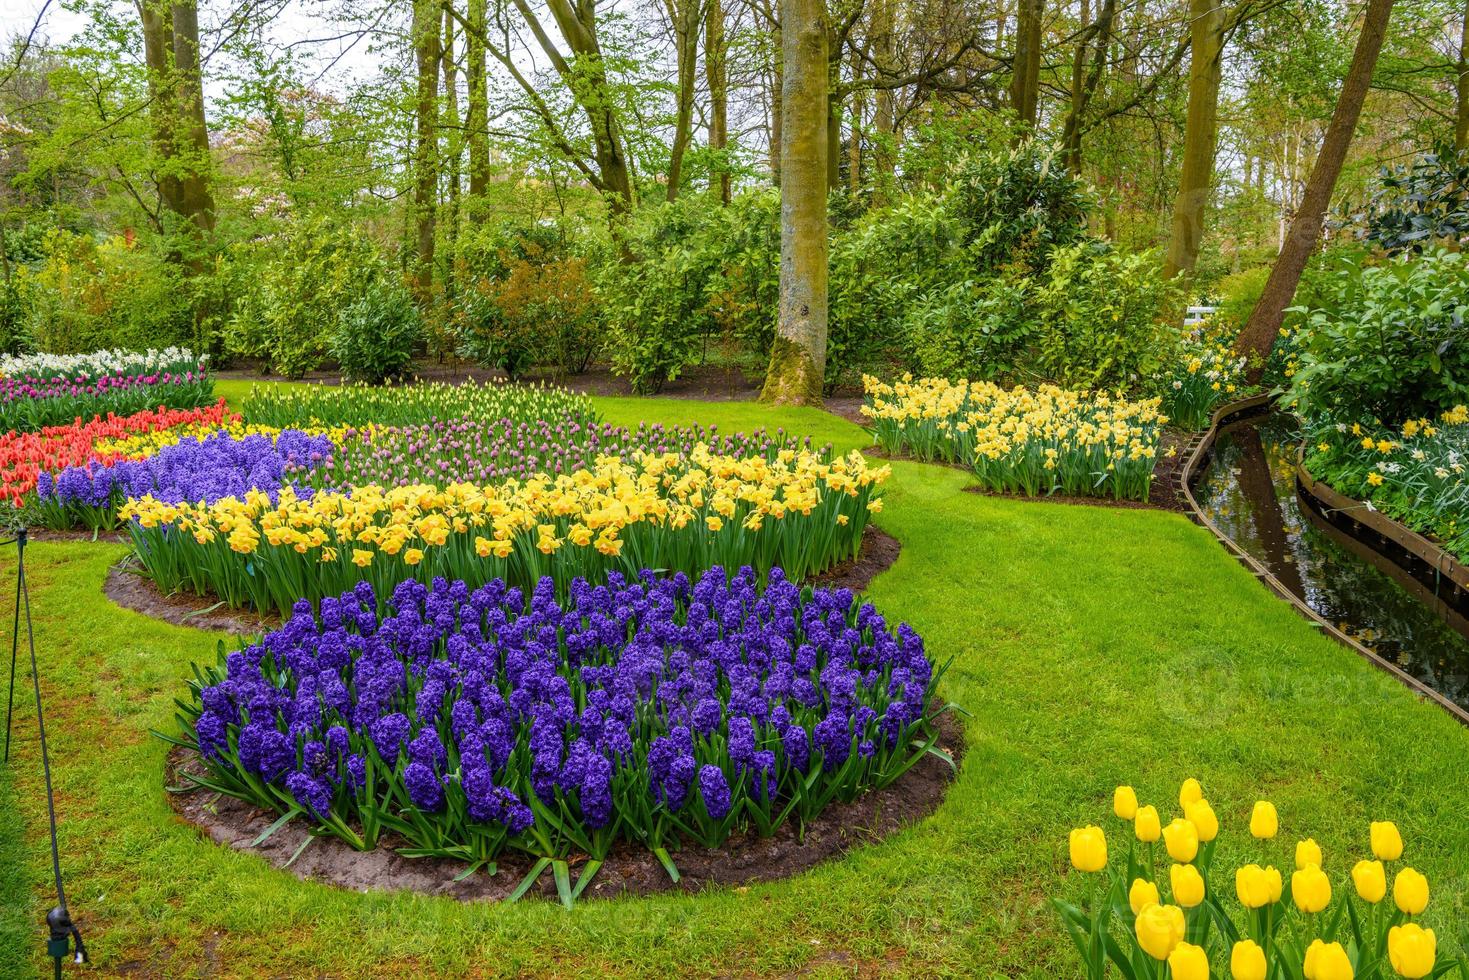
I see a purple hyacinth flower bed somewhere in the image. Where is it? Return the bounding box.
[34,429,332,531]
[172,566,950,906]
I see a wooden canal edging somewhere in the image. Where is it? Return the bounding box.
[1178,395,1469,727]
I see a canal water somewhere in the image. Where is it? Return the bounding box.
[1192,411,1469,710]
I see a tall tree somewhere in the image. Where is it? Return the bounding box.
[465,0,491,196]
[1010,0,1043,131]
[411,0,440,302]
[706,0,730,203]
[1162,0,1226,279]
[1234,0,1395,378]
[441,4,463,290]
[665,0,702,200]
[1061,0,1116,174]
[137,0,216,255]
[1458,0,1469,150]
[761,0,828,406]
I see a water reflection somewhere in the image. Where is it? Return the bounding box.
[1194,412,1469,708]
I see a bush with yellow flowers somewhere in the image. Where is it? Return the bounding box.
[1058,778,1465,979]
[861,374,1166,501]
[120,445,888,617]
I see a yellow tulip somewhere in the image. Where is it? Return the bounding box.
[1068,826,1107,873]
[1394,867,1429,915]
[1352,860,1386,903]
[1170,863,1205,908]
[1129,877,1160,916]
[1134,903,1185,960]
[1250,801,1278,839]
[1372,821,1404,861]
[1168,942,1209,980]
[1304,940,1354,980]
[1231,940,1267,980]
[1235,864,1278,909]
[1179,778,1203,809]
[1296,838,1323,870]
[1114,785,1138,820]
[1184,799,1218,842]
[1291,863,1331,913]
[1388,924,1437,979]
[1135,805,1161,843]
[1163,818,1199,863]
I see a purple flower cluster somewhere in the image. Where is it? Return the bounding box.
[0,368,215,433]
[0,370,205,404]
[325,418,824,489]
[37,429,331,510]
[184,567,935,871]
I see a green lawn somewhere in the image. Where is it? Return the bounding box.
[3,394,1468,977]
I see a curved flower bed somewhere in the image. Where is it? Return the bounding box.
[171,568,948,905]
[0,400,237,507]
[122,447,887,616]
[862,375,1167,501]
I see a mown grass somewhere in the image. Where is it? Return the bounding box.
[2,394,1468,977]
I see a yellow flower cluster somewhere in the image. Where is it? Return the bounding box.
[120,444,888,616]
[862,374,1165,500]
[1061,778,1450,980]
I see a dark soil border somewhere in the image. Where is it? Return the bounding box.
[1179,395,1469,728]
[103,525,901,636]
[164,710,962,903]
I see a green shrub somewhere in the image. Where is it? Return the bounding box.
[597,200,721,393]
[15,230,193,354]
[1028,244,1181,390]
[226,218,397,378]
[1284,246,1469,422]
[948,142,1091,274]
[1212,266,1271,329]
[330,281,421,383]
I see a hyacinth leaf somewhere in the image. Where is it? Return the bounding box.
[249,809,299,848]
[551,860,575,909]
[451,860,491,883]
[569,860,602,901]
[284,834,314,868]
[651,847,680,883]
[506,857,553,904]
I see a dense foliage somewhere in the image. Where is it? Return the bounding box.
[1284,248,1469,424]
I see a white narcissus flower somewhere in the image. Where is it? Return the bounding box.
[0,346,204,380]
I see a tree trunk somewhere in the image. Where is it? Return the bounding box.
[168,1,215,242]
[761,0,828,406]
[441,5,462,294]
[412,0,440,303]
[1061,0,1114,175]
[870,0,896,195]
[1010,0,1043,132]
[665,0,700,201]
[706,0,730,203]
[827,95,842,190]
[139,1,183,224]
[1234,0,1394,378]
[1458,0,1469,151]
[770,32,783,184]
[1162,0,1225,279]
[848,65,863,194]
[466,0,491,196]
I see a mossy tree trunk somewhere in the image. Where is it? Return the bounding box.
[412,0,440,304]
[1234,0,1394,380]
[706,0,730,203]
[1009,0,1043,133]
[1162,0,1225,280]
[466,0,491,197]
[761,0,828,407]
[1457,0,1469,151]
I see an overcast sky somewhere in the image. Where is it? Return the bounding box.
[2,0,388,97]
